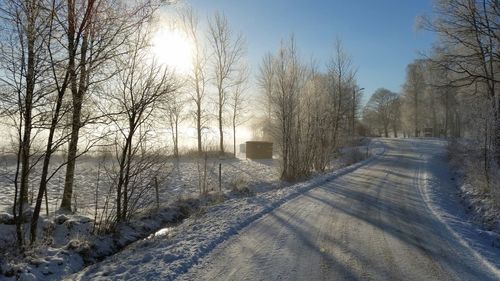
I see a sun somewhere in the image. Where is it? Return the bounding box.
[151,28,194,74]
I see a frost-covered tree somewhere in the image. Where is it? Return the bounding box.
[180,8,208,154]
[259,36,360,180]
[364,88,400,137]
[402,60,427,137]
[207,12,246,155]
[421,0,500,165]
[228,64,249,157]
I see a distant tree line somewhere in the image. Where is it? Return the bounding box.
[363,0,498,146]
[361,0,499,200]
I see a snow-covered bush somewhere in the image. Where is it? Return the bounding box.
[229,177,252,196]
[448,140,500,231]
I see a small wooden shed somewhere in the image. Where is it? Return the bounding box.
[245,141,273,159]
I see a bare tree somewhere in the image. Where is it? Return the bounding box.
[259,36,359,180]
[421,0,499,164]
[364,88,400,138]
[351,86,364,140]
[389,96,402,137]
[207,12,246,155]
[108,26,177,222]
[402,60,426,137]
[180,8,208,154]
[229,64,249,157]
[327,39,356,147]
[29,0,76,244]
[256,53,276,141]
[0,0,54,247]
[302,69,332,171]
[60,0,163,213]
[260,36,307,180]
[258,53,275,121]
[166,90,186,159]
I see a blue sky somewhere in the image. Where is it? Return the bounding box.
[186,0,436,104]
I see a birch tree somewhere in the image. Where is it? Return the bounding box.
[180,8,208,154]
[207,12,246,155]
[60,0,162,213]
[229,64,249,157]
[0,0,53,247]
[166,91,185,159]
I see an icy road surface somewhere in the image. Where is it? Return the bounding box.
[179,139,499,281]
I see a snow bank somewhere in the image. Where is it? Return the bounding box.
[0,199,198,281]
[414,139,500,276]
[447,140,500,232]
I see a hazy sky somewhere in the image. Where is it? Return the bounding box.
[186,0,436,104]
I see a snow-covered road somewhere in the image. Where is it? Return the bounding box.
[178,139,499,281]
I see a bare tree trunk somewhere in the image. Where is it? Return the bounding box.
[431,99,437,137]
[19,109,31,205]
[61,0,92,212]
[233,116,236,157]
[16,0,39,247]
[13,135,22,247]
[30,78,66,244]
[60,0,78,212]
[61,112,80,212]
[29,132,53,244]
[351,87,356,139]
[116,134,131,222]
[219,100,224,154]
[174,119,179,158]
[333,78,342,147]
[123,136,132,220]
[444,89,449,137]
[494,105,500,167]
[414,93,419,137]
[197,103,202,153]
[19,0,38,206]
[483,117,491,190]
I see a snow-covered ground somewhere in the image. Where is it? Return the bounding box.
[414,139,500,276]
[69,139,499,280]
[0,155,280,217]
[447,139,500,234]
[0,143,377,280]
[6,139,495,280]
[68,142,386,280]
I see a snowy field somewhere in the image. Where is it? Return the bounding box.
[0,155,281,217]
